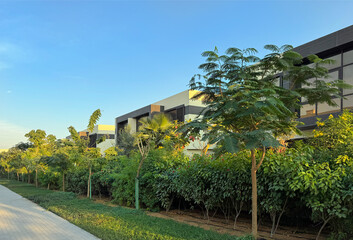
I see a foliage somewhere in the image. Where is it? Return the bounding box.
[184,44,349,237]
[116,125,136,156]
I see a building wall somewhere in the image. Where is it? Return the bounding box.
[97,139,116,155]
[293,26,353,130]
[153,90,191,110]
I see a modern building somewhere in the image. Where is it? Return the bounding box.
[114,25,353,146]
[67,125,115,154]
[292,25,353,132]
[115,90,208,154]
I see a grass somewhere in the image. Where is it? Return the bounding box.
[0,179,252,240]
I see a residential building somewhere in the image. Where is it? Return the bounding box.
[293,25,353,132]
[67,125,115,154]
[115,90,207,154]
[114,25,353,147]
[0,149,8,154]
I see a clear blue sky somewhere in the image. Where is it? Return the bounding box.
[1,0,353,148]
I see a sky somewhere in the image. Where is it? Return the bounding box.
[1,0,353,149]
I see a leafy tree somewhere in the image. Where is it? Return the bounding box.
[134,113,172,209]
[47,153,72,191]
[23,129,55,187]
[185,45,347,237]
[68,109,102,198]
[290,151,352,240]
[0,151,14,179]
[258,149,295,237]
[312,110,353,155]
[116,125,136,156]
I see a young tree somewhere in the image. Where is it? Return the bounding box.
[23,130,55,187]
[185,45,348,237]
[134,113,172,209]
[68,109,102,198]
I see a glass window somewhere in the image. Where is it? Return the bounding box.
[344,50,353,65]
[323,54,341,70]
[274,76,280,87]
[301,104,316,118]
[343,65,353,95]
[343,95,353,109]
[327,71,339,81]
[317,98,341,114]
[301,78,315,103]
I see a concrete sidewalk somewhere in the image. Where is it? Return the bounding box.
[0,185,99,240]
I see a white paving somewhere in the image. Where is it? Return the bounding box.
[0,185,99,240]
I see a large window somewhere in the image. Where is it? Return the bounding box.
[299,52,349,118]
[344,50,353,65]
[165,106,184,122]
[343,95,353,109]
[317,98,341,114]
[343,65,353,95]
[323,54,341,70]
[293,47,353,118]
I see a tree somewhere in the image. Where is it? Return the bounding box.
[23,130,55,187]
[68,109,102,198]
[116,125,136,156]
[134,113,172,209]
[47,153,72,191]
[185,45,348,237]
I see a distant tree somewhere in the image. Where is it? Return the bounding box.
[23,130,55,187]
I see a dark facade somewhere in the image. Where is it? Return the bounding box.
[287,25,353,130]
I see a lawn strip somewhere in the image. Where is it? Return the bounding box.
[0,179,252,240]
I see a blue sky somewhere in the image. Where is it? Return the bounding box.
[1,0,353,148]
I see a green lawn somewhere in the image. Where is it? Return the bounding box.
[0,179,252,240]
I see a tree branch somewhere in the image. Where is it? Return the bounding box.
[256,146,266,171]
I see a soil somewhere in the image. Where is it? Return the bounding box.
[146,210,328,240]
[88,196,327,240]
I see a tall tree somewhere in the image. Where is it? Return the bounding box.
[68,109,102,198]
[186,45,349,237]
[23,130,54,187]
[134,113,172,209]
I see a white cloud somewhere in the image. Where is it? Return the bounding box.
[0,121,28,149]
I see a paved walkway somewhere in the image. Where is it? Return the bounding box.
[0,185,99,240]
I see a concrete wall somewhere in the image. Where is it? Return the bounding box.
[97,139,116,155]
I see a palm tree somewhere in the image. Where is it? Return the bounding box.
[134,113,172,209]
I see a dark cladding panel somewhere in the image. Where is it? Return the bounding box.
[293,25,353,57]
[337,26,353,46]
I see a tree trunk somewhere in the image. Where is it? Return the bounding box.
[316,217,332,240]
[251,149,258,238]
[47,183,50,190]
[35,169,38,188]
[22,173,24,182]
[135,155,146,210]
[233,201,243,229]
[136,156,146,179]
[273,196,288,236]
[166,195,174,212]
[135,177,139,209]
[62,173,65,192]
[28,173,30,183]
[7,169,10,179]
[270,212,276,237]
[17,173,19,181]
[87,167,91,198]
